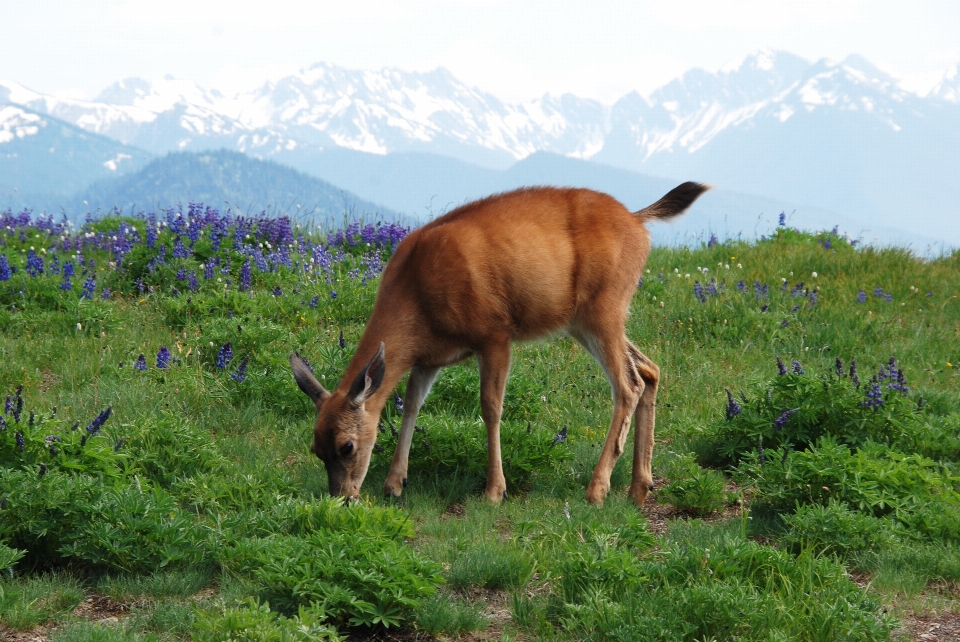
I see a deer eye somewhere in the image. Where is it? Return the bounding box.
[339,440,354,457]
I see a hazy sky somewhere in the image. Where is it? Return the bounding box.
[3,0,959,103]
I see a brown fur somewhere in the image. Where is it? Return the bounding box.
[290,182,708,505]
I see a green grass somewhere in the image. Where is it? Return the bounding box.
[1,215,959,639]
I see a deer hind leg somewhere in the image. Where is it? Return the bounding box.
[574,329,645,506]
[626,342,659,506]
[384,365,441,497]
[477,341,511,504]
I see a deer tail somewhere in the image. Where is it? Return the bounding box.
[636,182,710,220]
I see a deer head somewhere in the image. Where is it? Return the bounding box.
[289,343,386,499]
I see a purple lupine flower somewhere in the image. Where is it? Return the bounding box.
[331,291,338,299]
[850,359,860,389]
[874,286,884,297]
[857,290,867,303]
[4,395,13,416]
[63,260,75,277]
[861,377,884,409]
[725,389,742,420]
[272,286,283,296]
[781,319,790,328]
[706,278,718,297]
[80,276,96,299]
[835,358,844,377]
[13,386,22,423]
[395,393,404,414]
[38,463,47,476]
[773,408,799,431]
[792,360,805,375]
[172,237,189,258]
[883,292,893,302]
[15,431,24,453]
[776,356,787,376]
[85,407,112,435]
[230,356,249,382]
[737,280,746,293]
[808,290,818,307]
[239,259,251,292]
[134,355,147,372]
[188,271,198,292]
[0,255,10,281]
[757,435,766,465]
[708,233,718,247]
[157,346,171,369]
[308,295,319,308]
[176,267,187,281]
[822,239,832,250]
[693,280,706,303]
[100,287,111,300]
[25,249,44,276]
[778,212,786,226]
[216,342,233,368]
[204,262,215,279]
[60,276,73,291]
[553,425,568,445]
[0,416,6,430]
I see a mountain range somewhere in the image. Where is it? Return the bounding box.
[2,49,958,249]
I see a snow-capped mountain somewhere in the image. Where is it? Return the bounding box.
[2,49,959,243]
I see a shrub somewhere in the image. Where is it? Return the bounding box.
[781,499,904,557]
[192,599,342,642]
[658,452,728,515]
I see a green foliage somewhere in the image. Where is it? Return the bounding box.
[0,541,25,572]
[704,360,919,468]
[192,598,343,642]
[372,416,572,494]
[658,452,728,515]
[0,572,84,631]
[415,592,489,637]
[127,413,225,487]
[780,499,904,557]
[447,540,537,590]
[740,437,960,545]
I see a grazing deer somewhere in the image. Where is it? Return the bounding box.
[290,182,708,506]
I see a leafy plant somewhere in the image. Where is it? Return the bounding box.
[658,452,728,515]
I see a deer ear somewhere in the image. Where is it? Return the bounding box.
[348,342,386,405]
[289,353,330,406]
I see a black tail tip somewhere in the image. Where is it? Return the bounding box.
[641,182,710,219]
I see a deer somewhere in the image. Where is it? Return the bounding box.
[290,182,708,506]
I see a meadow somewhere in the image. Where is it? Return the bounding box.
[0,203,958,641]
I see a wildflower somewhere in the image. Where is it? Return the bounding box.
[230,356,249,382]
[693,280,706,303]
[835,357,844,377]
[725,389,741,420]
[308,295,319,307]
[395,393,404,414]
[157,346,171,369]
[0,254,9,281]
[272,286,283,296]
[737,280,746,293]
[708,233,718,247]
[861,377,884,409]
[60,276,73,290]
[792,360,805,375]
[776,356,787,376]
[216,342,233,368]
[553,425,568,445]
[85,407,112,435]
[331,291,338,299]
[101,287,111,299]
[80,276,96,299]
[773,408,799,431]
[808,290,818,307]
[857,290,866,303]
[850,359,860,389]
[239,259,251,292]
[15,430,24,453]
[778,212,786,226]
[13,385,22,423]
[134,354,147,371]
[781,319,790,328]
[114,437,124,452]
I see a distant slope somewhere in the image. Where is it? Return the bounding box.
[72,149,401,223]
[277,148,944,250]
[0,105,151,209]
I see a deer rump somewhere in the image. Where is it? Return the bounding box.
[290,182,708,506]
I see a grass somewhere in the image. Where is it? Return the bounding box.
[1,210,959,640]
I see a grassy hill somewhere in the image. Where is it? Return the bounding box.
[0,205,958,640]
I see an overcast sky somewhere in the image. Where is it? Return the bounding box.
[3,0,959,104]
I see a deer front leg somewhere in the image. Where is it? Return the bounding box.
[384,365,440,497]
[477,342,511,503]
[626,345,659,506]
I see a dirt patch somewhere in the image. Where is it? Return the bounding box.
[0,626,49,642]
[442,501,466,519]
[71,593,132,622]
[894,608,960,641]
